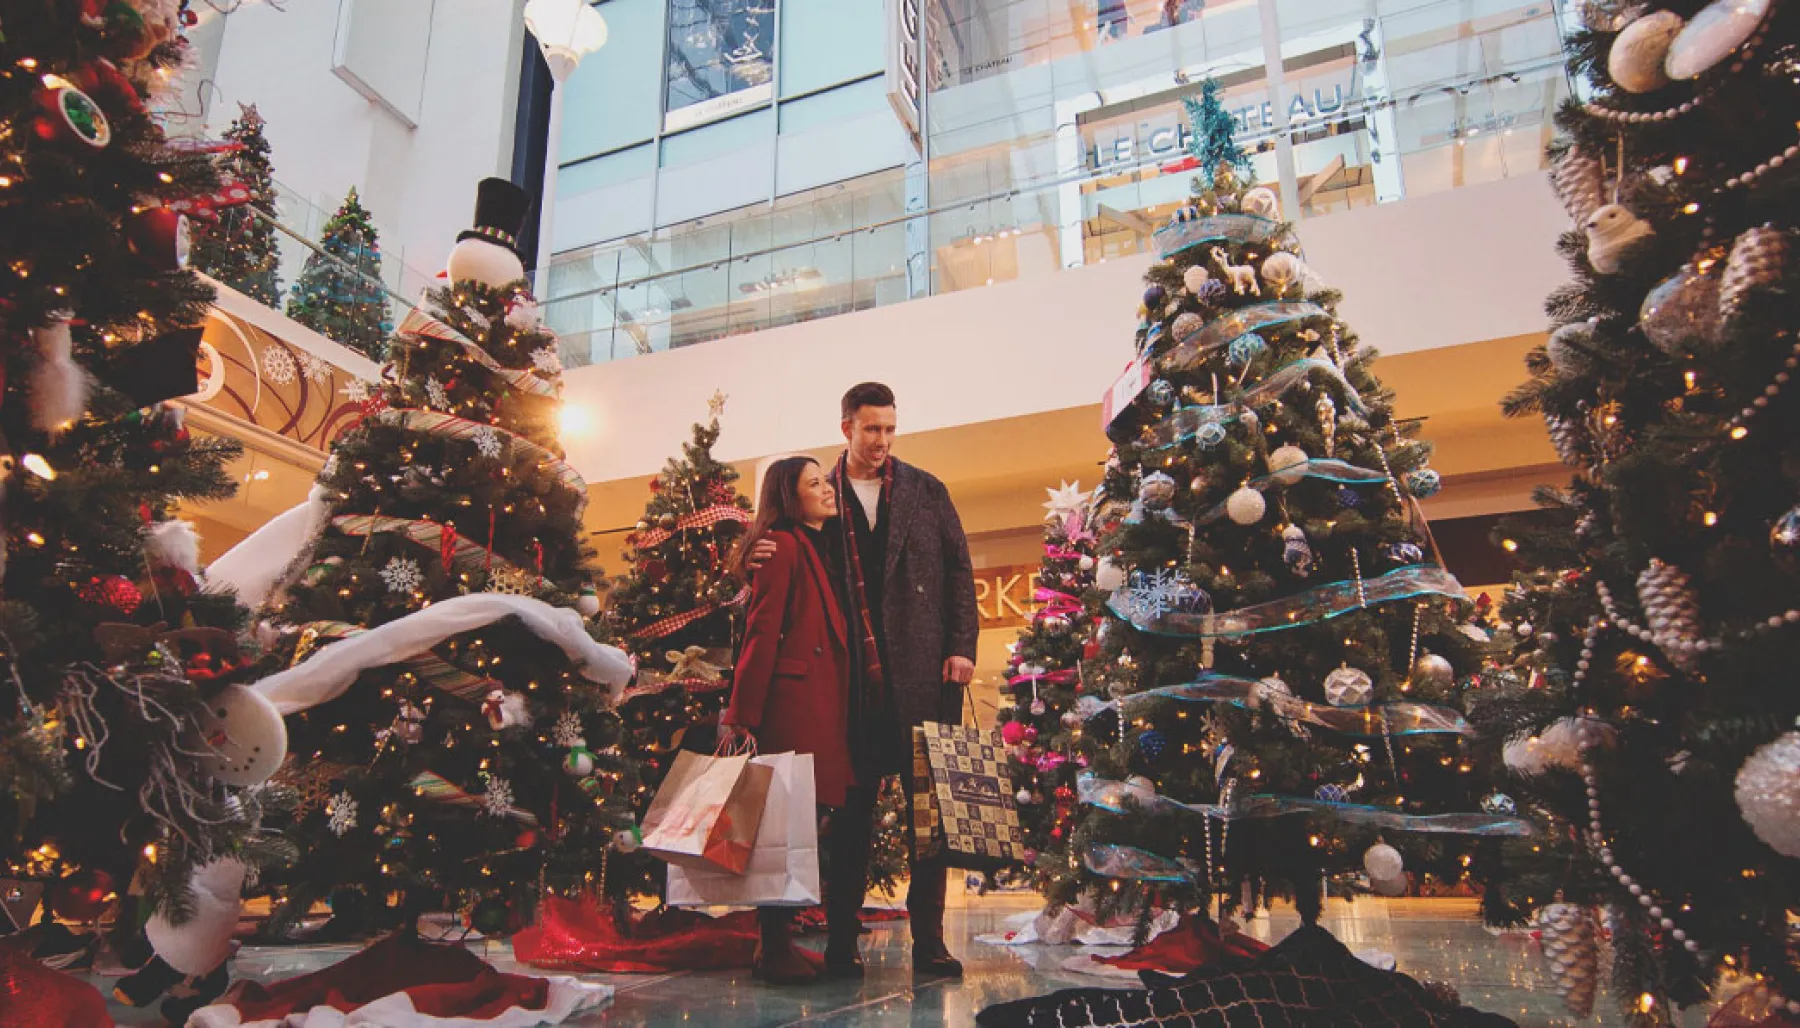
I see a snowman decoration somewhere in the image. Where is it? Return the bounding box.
[445,177,535,292]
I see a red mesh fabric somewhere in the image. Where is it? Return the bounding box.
[218,934,548,1023]
[513,896,761,973]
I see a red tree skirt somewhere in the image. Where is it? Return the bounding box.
[0,946,111,1028]
[514,896,911,973]
[1094,913,1269,974]
[188,933,611,1028]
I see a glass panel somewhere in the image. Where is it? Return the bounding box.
[558,143,656,195]
[665,0,778,131]
[777,76,887,134]
[661,108,774,167]
[559,0,663,160]
[779,0,884,98]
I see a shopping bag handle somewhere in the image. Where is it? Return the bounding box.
[716,730,758,757]
[956,681,982,732]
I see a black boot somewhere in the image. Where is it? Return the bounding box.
[113,955,185,1007]
[160,961,230,1024]
[753,908,817,985]
[823,931,865,979]
[912,938,963,980]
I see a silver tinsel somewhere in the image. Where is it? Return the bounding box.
[1735,731,1800,858]
[1720,225,1788,317]
[1538,902,1599,1018]
[1636,558,1704,670]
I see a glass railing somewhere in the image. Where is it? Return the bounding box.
[194,178,438,360]
[540,52,1571,368]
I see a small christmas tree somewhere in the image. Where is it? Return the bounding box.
[190,104,280,306]
[285,187,391,360]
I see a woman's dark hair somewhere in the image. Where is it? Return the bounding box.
[731,456,820,577]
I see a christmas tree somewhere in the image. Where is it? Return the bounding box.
[0,0,281,936]
[1473,2,1800,1019]
[997,481,1103,877]
[285,187,390,360]
[1037,80,1521,927]
[256,275,634,938]
[189,103,280,306]
[602,406,750,894]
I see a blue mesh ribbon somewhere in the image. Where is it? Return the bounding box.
[1189,459,1390,525]
[1112,564,1467,638]
[1164,302,1329,371]
[1082,842,1199,882]
[1153,213,1285,258]
[1084,675,1469,737]
[1079,779,1532,838]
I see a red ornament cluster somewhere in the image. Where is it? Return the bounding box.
[77,575,142,615]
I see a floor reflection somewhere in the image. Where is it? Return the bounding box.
[95,895,1719,1026]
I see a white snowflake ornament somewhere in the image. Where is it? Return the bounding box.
[380,556,424,594]
[552,710,585,748]
[482,776,515,817]
[425,376,450,409]
[298,350,333,383]
[327,792,358,836]
[530,347,563,375]
[472,425,503,459]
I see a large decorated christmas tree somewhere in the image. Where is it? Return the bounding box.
[285,186,390,360]
[254,192,635,936]
[0,2,292,1007]
[1473,1,1800,1020]
[1036,80,1524,928]
[189,103,280,306]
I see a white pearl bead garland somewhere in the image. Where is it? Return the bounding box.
[1727,338,1800,434]
[1596,578,1800,649]
[1723,141,1800,191]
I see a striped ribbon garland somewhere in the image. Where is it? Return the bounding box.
[377,407,587,496]
[333,514,551,590]
[629,586,750,641]
[395,308,558,398]
[409,770,538,825]
[292,620,494,701]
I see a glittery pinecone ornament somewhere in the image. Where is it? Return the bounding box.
[1720,225,1788,317]
[1637,558,1705,670]
[1545,414,1591,468]
[1538,902,1599,1018]
[1550,146,1606,225]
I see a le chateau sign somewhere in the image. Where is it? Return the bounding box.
[975,563,1044,630]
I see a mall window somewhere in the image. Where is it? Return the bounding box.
[559,0,663,160]
[779,0,885,98]
[665,0,778,132]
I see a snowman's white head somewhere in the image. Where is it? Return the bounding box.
[446,236,527,291]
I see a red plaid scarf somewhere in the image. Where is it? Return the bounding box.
[833,452,888,694]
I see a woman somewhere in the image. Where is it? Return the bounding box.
[721,456,854,985]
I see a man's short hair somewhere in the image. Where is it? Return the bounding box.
[841,382,896,420]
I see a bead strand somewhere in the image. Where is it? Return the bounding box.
[1726,336,1800,436]
[1584,95,1703,124]
[1597,578,1800,647]
[1722,141,1800,191]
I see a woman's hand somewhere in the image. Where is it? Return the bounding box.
[718,720,756,753]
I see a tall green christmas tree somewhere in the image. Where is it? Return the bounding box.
[257,277,635,937]
[0,0,278,940]
[1472,2,1800,1021]
[1040,80,1521,927]
[190,103,281,306]
[285,187,390,360]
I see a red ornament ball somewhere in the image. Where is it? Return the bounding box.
[1000,721,1028,746]
[515,829,539,849]
[642,560,669,584]
[48,868,116,921]
[79,575,142,615]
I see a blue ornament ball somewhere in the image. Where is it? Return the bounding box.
[1382,541,1425,566]
[1143,284,1167,310]
[1170,575,1212,614]
[1481,792,1517,816]
[1146,379,1176,407]
[1197,279,1227,303]
[1227,332,1268,367]
[1195,422,1228,449]
[1335,485,1364,509]
[1405,468,1442,498]
[1314,783,1350,804]
[1138,729,1168,762]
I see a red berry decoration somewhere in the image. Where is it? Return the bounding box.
[78,575,142,615]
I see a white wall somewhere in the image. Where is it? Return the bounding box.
[558,172,1569,485]
[199,0,526,292]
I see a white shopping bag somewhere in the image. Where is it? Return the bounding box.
[667,752,820,907]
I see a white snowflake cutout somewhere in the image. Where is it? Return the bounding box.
[472,425,503,459]
[327,791,358,836]
[380,556,424,594]
[298,350,333,383]
[262,345,297,385]
[425,376,450,409]
[482,776,514,817]
[530,347,563,375]
[341,378,373,403]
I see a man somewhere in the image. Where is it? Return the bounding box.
[749,382,979,979]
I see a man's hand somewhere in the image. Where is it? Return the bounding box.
[943,656,975,686]
[745,537,779,573]
[718,721,755,752]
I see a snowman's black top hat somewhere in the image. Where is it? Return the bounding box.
[457,177,532,255]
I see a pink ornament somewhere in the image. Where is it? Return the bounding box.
[1001,721,1028,746]
[1023,726,1039,743]
[1023,848,1039,865]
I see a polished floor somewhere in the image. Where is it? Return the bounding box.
[96,893,1722,1027]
